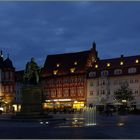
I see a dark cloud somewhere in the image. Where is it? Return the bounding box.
[0,1,140,70]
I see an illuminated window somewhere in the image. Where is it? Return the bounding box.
[95,64,98,68]
[70,68,75,73]
[128,67,137,74]
[136,59,139,64]
[107,63,110,67]
[120,61,124,65]
[53,70,58,75]
[56,64,60,67]
[74,61,77,65]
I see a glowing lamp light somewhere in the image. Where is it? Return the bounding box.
[70,68,75,73]
[40,121,44,124]
[53,70,58,75]
[45,100,51,102]
[0,107,3,111]
[120,61,124,65]
[107,63,110,67]
[74,61,77,65]
[118,122,124,126]
[12,105,17,112]
[74,119,78,122]
[56,64,60,67]
[95,64,98,68]
[136,59,139,64]
[122,100,127,103]
[74,101,78,103]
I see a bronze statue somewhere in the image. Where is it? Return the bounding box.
[23,57,40,85]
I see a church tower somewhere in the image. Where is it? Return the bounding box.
[86,41,99,67]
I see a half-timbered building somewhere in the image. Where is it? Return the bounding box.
[41,42,98,109]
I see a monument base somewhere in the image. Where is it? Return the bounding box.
[21,85,43,113]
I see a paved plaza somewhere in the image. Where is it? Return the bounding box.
[0,113,140,139]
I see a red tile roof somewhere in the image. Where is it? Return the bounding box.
[43,50,90,76]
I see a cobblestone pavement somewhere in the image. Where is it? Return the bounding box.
[0,113,140,138]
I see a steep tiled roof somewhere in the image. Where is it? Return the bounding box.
[93,55,140,69]
[87,55,140,78]
[4,58,14,68]
[43,50,90,76]
[0,51,14,69]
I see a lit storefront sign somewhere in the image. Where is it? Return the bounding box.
[46,99,72,102]
[73,101,84,109]
[44,99,85,109]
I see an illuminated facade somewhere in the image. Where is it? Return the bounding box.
[87,54,140,108]
[0,51,15,112]
[41,42,98,109]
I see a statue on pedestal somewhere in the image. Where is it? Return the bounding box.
[23,57,40,85]
[21,57,42,113]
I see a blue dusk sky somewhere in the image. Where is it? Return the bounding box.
[0,1,140,70]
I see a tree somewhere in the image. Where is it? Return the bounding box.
[114,83,134,104]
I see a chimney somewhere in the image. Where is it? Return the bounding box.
[92,41,96,50]
[121,55,124,58]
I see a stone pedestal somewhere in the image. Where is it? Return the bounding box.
[21,85,42,113]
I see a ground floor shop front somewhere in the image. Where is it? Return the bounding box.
[43,98,85,110]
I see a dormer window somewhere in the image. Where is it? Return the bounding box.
[120,61,124,66]
[107,63,110,67]
[56,64,60,67]
[136,59,139,64]
[114,69,122,75]
[89,72,96,77]
[74,61,77,65]
[70,68,75,73]
[53,70,58,75]
[95,64,98,68]
[101,70,108,77]
[128,67,137,74]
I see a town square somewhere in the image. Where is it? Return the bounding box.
[0,1,140,139]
